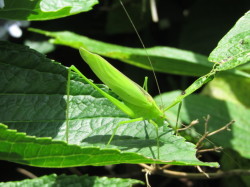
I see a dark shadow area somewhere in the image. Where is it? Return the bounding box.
[82,135,159,148]
[179,0,250,56]
[82,134,160,160]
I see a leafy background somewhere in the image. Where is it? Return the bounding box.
[0,0,250,186]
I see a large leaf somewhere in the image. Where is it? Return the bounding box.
[0,0,98,21]
[0,42,218,167]
[155,91,250,159]
[29,28,249,78]
[29,28,214,76]
[209,10,250,71]
[0,174,143,186]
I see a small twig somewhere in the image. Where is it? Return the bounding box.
[178,119,199,132]
[139,164,250,179]
[139,163,171,171]
[196,166,209,178]
[196,118,234,149]
[203,115,210,133]
[197,147,223,153]
[16,168,37,179]
[207,120,234,137]
[196,132,209,148]
[139,163,153,171]
[145,170,152,187]
[139,164,154,187]
[159,169,250,179]
[159,164,172,170]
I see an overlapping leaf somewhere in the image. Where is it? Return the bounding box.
[0,42,218,167]
[209,11,250,71]
[29,28,214,76]
[0,174,143,187]
[0,0,98,20]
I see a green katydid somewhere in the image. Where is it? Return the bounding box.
[67,0,216,159]
[69,47,215,159]
[69,47,168,159]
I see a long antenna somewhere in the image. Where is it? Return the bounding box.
[119,0,164,107]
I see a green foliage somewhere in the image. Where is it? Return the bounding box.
[29,28,214,76]
[0,0,98,20]
[0,0,249,186]
[0,122,215,167]
[29,27,249,78]
[0,174,143,187]
[0,42,217,167]
[209,11,250,71]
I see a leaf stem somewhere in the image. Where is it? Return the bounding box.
[139,164,250,179]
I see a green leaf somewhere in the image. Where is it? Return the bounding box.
[202,75,250,108]
[0,41,218,167]
[209,10,250,71]
[29,28,214,76]
[156,91,250,159]
[29,28,249,78]
[0,0,98,21]
[0,174,144,187]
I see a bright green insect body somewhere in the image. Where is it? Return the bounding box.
[70,47,167,158]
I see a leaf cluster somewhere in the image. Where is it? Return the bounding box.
[0,0,249,186]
